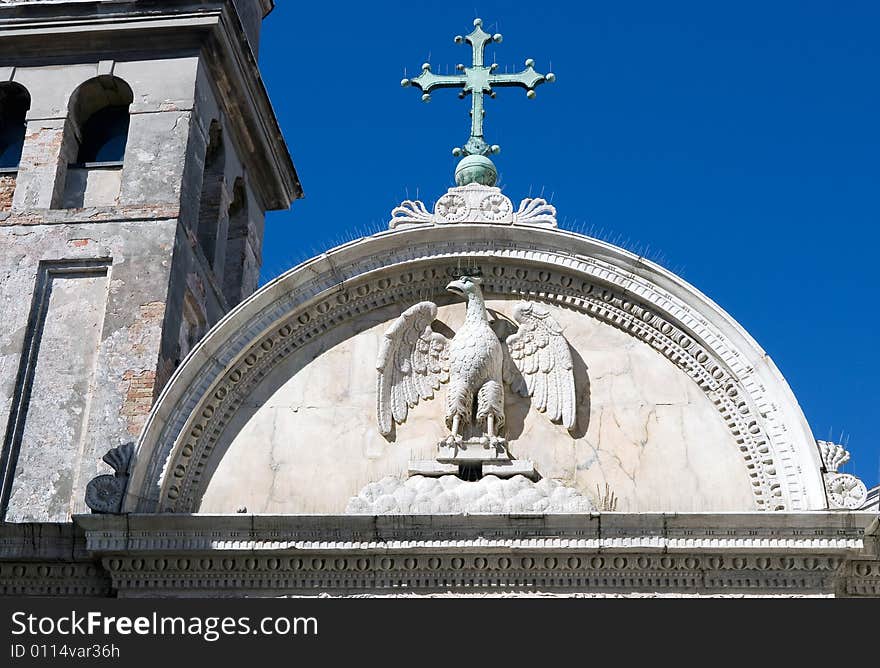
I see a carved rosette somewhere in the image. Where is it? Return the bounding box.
[826,474,868,510]
[389,184,557,228]
[478,192,512,221]
[435,192,469,222]
[85,476,127,514]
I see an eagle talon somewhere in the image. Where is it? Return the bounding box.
[445,434,464,447]
[489,435,507,450]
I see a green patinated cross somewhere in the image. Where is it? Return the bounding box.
[402,18,555,159]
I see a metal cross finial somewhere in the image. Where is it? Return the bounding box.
[402,17,555,159]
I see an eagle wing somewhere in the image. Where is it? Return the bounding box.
[503,302,576,429]
[376,301,450,435]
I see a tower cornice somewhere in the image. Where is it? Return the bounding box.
[0,0,301,210]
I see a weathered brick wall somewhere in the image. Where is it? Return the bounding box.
[0,174,14,210]
[121,369,158,438]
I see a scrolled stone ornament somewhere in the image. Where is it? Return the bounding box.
[816,440,869,509]
[514,197,558,227]
[85,442,134,514]
[818,440,850,472]
[389,199,433,228]
[386,184,555,228]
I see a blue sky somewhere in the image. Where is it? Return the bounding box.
[257,1,879,486]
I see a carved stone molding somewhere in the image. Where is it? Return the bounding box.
[128,227,824,513]
[99,552,849,597]
[70,512,877,597]
[0,561,112,597]
[837,559,880,597]
[0,514,873,597]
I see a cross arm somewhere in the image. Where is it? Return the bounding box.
[489,60,555,96]
[403,65,467,100]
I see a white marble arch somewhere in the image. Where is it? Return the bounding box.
[124,222,827,513]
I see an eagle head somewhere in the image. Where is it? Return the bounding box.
[446,274,483,300]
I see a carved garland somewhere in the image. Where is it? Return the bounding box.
[156,252,790,513]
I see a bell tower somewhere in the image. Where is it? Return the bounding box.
[0,0,300,521]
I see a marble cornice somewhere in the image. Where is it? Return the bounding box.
[2,514,877,597]
[76,511,876,553]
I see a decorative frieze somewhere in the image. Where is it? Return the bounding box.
[99,552,847,596]
[837,559,880,597]
[0,561,111,597]
[1,513,873,597]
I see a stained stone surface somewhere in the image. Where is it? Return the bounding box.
[345,474,595,514]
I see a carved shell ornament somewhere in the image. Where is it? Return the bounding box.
[818,440,850,472]
[376,272,576,444]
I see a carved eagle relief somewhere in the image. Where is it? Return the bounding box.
[376,274,576,444]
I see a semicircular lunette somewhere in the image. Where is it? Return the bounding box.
[124,225,824,515]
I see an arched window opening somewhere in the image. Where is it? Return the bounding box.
[60,76,132,208]
[222,178,250,307]
[76,105,130,164]
[0,82,30,170]
[196,120,225,267]
[68,76,133,166]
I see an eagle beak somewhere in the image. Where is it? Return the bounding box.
[446,279,466,296]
